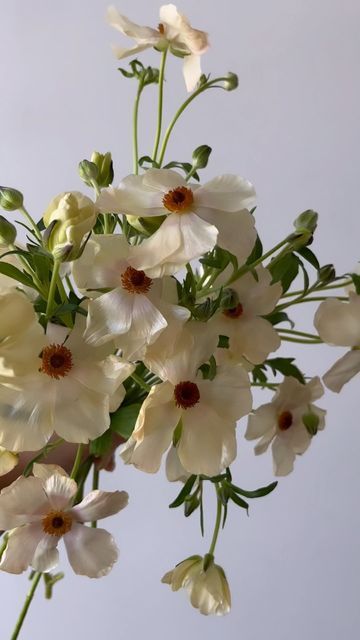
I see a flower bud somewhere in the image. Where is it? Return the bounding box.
[43,191,97,262]
[294,209,318,234]
[223,72,238,91]
[317,264,336,285]
[302,412,320,436]
[78,160,99,186]
[0,187,24,211]
[0,215,17,245]
[192,145,212,171]
[91,152,114,188]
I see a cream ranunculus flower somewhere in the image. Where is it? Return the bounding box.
[107,5,209,91]
[0,316,134,451]
[314,293,360,392]
[212,265,282,364]
[0,464,128,577]
[245,376,326,476]
[0,447,18,476]
[43,191,97,261]
[162,555,231,616]
[121,325,252,476]
[97,169,256,277]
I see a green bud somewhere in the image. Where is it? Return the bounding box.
[0,187,24,211]
[223,72,239,91]
[0,215,17,245]
[317,264,336,285]
[220,288,239,310]
[294,209,318,234]
[302,412,320,436]
[192,145,212,171]
[78,160,99,187]
[51,242,75,263]
[90,151,114,188]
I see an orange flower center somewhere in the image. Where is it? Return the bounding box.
[223,303,243,319]
[174,381,200,409]
[42,510,72,537]
[39,344,73,379]
[162,187,194,214]
[158,22,165,34]
[278,410,293,431]
[120,266,153,294]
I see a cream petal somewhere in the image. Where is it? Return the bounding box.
[314,297,360,346]
[229,317,281,364]
[31,535,59,573]
[106,6,160,41]
[114,174,165,217]
[182,53,202,91]
[72,234,130,290]
[142,168,187,192]
[200,210,256,263]
[254,429,275,455]
[197,364,252,423]
[0,524,44,574]
[272,437,295,476]
[53,383,110,443]
[245,403,277,440]
[279,420,311,455]
[0,448,18,476]
[44,474,78,510]
[123,294,168,342]
[165,446,191,482]
[230,265,282,316]
[0,476,48,529]
[196,175,256,212]
[71,490,128,523]
[275,376,323,411]
[32,463,68,481]
[64,523,118,578]
[323,350,360,393]
[111,42,153,59]
[71,355,134,397]
[179,404,236,476]
[84,289,133,346]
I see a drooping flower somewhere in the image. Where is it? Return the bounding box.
[314,293,360,392]
[106,5,209,91]
[212,265,282,364]
[162,555,231,616]
[0,464,128,577]
[0,316,134,451]
[121,325,252,476]
[97,169,256,276]
[245,377,326,476]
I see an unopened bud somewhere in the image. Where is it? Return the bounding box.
[294,209,318,234]
[90,151,114,188]
[0,187,24,211]
[0,215,17,245]
[223,72,238,91]
[192,145,212,171]
[302,412,320,436]
[317,264,336,284]
[78,160,99,187]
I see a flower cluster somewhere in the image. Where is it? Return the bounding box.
[0,4,356,636]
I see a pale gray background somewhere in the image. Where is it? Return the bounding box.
[0,1,360,638]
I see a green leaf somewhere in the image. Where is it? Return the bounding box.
[229,491,249,512]
[266,357,305,384]
[264,311,295,328]
[184,494,200,517]
[169,474,197,508]
[110,402,142,439]
[351,273,360,294]
[90,429,113,457]
[0,262,37,289]
[296,246,320,270]
[230,481,278,499]
[199,246,230,270]
[217,334,229,349]
[269,253,300,293]
[246,235,263,264]
[138,156,160,169]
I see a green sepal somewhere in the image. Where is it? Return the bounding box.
[110,402,142,440]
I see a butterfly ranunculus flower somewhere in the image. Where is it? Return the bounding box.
[97,169,256,277]
[245,376,326,476]
[107,4,209,91]
[121,325,252,476]
[212,265,282,364]
[0,316,134,451]
[0,464,128,577]
[162,555,231,616]
[314,293,360,392]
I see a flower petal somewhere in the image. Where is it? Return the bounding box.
[31,535,59,573]
[323,349,360,393]
[84,289,133,346]
[196,174,256,212]
[272,437,295,476]
[64,523,118,578]
[0,523,44,574]
[71,490,128,523]
[44,474,78,510]
[245,403,277,440]
[314,296,360,347]
[182,53,202,91]
[0,476,48,529]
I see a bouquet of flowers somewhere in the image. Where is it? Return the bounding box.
[0,4,358,637]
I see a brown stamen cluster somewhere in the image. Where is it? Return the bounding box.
[42,510,73,537]
[39,344,73,379]
[120,266,153,294]
[158,22,165,34]
[162,186,194,213]
[174,381,200,410]
[223,303,244,319]
[278,410,293,431]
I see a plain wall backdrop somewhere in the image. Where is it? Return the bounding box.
[0,1,360,638]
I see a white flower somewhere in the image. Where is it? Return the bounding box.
[97,170,256,277]
[314,293,360,392]
[43,192,97,261]
[107,5,209,91]
[212,265,282,364]
[0,316,134,451]
[165,446,191,482]
[0,447,18,476]
[0,464,128,577]
[121,326,252,476]
[162,555,231,616]
[245,377,326,476]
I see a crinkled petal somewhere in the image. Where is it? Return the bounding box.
[196,174,256,212]
[64,523,118,578]
[31,535,59,573]
[165,446,191,482]
[197,364,252,422]
[106,6,160,41]
[229,317,281,364]
[0,476,48,529]
[84,289,133,346]
[53,382,110,443]
[71,490,128,523]
[323,349,360,393]
[0,524,44,574]
[44,474,78,510]
[32,463,68,482]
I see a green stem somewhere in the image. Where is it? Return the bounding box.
[208,486,222,557]
[70,444,84,480]
[277,328,321,340]
[56,272,73,328]
[130,373,152,392]
[277,295,348,312]
[45,259,60,320]
[281,278,352,298]
[133,80,144,174]
[91,466,100,528]
[19,206,42,243]
[251,382,279,389]
[23,439,64,477]
[152,48,168,164]
[280,335,322,344]
[11,572,42,640]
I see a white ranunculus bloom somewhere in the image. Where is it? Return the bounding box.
[162,555,231,616]
[121,326,252,476]
[96,169,256,276]
[314,293,360,392]
[0,447,18,476]
[0,464,128,577]
[212,265,282,364]
[0,316,134,451]
[245,376,326,476]
[107,5,209,91]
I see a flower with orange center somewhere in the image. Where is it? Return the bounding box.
[39,343,73,379]
[0,463,128,577]
[162,186,194,214]
[246,376,326,476]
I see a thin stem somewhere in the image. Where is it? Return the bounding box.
[277,295,348,312]
[70,444,84,480]
[45,259,60,320]
[56,272,73,328]
[280,335,322,344]
[133,80,144,174]
[19,206,42,243]
[152,48,168,164]
[91,467,100,528]
[251,382,279,389]
[23,438,64,477]
[11,572,42,640]
[208,487,222,556]
[281,278,352,298]
[277,328,321,340]
[130,372,152,392]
